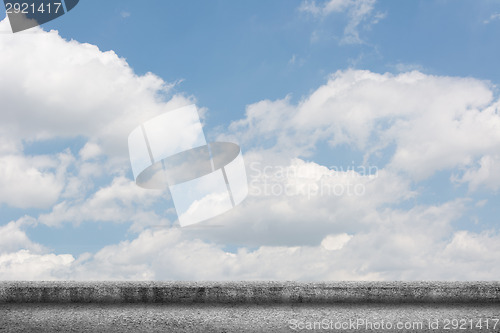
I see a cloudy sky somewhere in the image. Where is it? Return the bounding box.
[1,0,500,280]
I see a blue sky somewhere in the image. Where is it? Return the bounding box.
[47,0,500,125]
[1,0,500,280]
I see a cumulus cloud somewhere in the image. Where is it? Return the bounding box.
[0,150,72,208]
[0,250,75,280]
[0,218,44,254]
[177,157,412,248]
[0,17,191,210]
[38,175,169,231]
[0,18,192,159]
[5,209,500,280]
[454,154,500,192]
[0,218,75,280]
[230,70,500,182]
[79,142,103,161]
[68,200,497,281]
[321,233,353,250]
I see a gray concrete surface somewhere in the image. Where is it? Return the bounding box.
[1,282,499,332]
[1,303,500,332]
[1,281,499,304]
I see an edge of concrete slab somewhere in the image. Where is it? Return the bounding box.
[0,281,499,304]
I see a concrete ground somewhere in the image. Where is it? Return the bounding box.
[1,303,500,332]
[1,282,499,332]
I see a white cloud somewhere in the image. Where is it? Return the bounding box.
[0,150,72,208]
[0,18,192,210]
[178,68,500,279]
[0,218,44,254]
[342,0,377,44]
[0,19,183,265]
[38,175,168,230]
[1,198,500,281]
[79,142,103,161]
[0,18,192,160]
[321,233,353,250]
[299,0,382,44]
[483,13,500,24]
[0,136,21,154]
[443,230,500,263]
[171,155,411,246]
[230,70,500,183]
[0,250,74,280]
[197,69,500,283]
[40,228,381,281]
[454,154,500,192]
[0,218,75,280]
[300,0,354,17]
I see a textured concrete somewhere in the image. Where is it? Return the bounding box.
[1,303,500,332]
[1,282,500,332]
[1,281,500,304]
